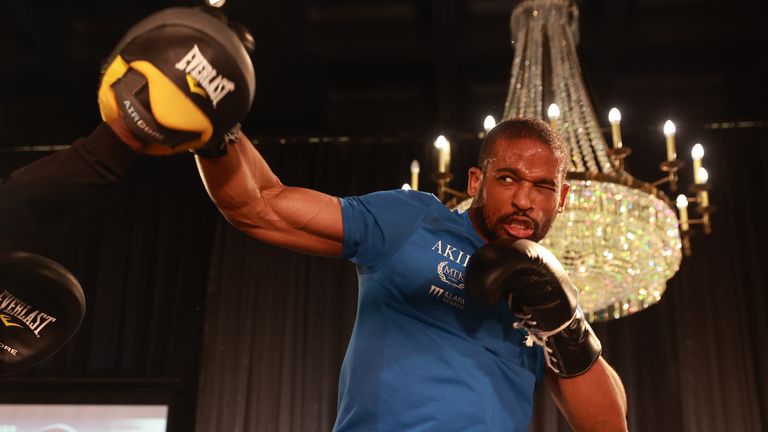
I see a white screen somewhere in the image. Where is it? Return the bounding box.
[0,404,167,432]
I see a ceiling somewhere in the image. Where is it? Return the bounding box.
[1,0,766,149]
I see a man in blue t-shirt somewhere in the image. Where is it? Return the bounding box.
[196,117,628,431]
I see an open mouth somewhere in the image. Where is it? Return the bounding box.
[501,216,535,239]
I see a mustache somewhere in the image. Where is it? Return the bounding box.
[497,212,539,232]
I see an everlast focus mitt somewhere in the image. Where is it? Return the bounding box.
[0,252,85,376]
[98,7,256,156]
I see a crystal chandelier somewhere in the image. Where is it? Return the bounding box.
[501,0,712,321]
[424,0,713,322]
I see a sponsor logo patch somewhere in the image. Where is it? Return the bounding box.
[427,285,464,310]
[437,261,464,289]
[425,239,472,310]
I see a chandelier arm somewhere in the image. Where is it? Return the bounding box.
[518,20,534,118]
[440,186,469,200]
[548,8,583,173]
[504,16,526,120]
[561,21,600,174]
[533,13,544,119]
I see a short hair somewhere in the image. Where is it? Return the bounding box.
[478,117,569,181]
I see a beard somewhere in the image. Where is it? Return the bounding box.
[471,205,545,242]
[470,184,554,243]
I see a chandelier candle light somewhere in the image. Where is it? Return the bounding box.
[433,135,468,204]
[410,160,420,191]
[435,135,450,174]
[608,108,622,149]
[484,115,497,134]
[547,104,561,130]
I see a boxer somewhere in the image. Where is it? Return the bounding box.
[194,112,628,430]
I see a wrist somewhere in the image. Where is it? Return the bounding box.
[191,123,242,158]
[106,117,144,153]
[545,309,602,377]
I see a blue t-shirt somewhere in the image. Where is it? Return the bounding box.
[335,189,544,432]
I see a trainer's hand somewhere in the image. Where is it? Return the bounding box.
[107,117,144,153]
[98,6,255,157]
[465,239,601,377]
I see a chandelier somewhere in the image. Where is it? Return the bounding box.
[420,0,713,322]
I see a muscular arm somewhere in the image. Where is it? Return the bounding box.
[546,356,628,432]
[195,134,343,256]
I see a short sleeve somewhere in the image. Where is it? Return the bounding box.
[340,189,440,268]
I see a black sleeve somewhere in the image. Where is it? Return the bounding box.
[0,123,139,252]
[4,122,138,187]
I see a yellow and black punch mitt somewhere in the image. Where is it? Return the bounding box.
[98,7,256,156]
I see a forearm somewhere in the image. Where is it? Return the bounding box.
[195,135,344,256]
[547,356,627,432]
[4,123,137,189]
[195,134,282,224]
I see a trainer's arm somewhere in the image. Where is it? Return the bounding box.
[1,121,140,250]
[195,135,343,256]
[4,120,138,189]
[546,356,628,431]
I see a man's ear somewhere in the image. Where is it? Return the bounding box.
[467,167,483,197]
[557,182,570,212]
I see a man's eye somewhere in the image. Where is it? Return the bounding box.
[498,176,515,183]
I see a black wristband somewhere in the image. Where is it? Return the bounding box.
[545,312,602,377]
[191,123,242,158]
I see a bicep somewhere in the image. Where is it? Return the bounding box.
[228,185,344,257]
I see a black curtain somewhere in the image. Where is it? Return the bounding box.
[194,226,357,431]
[0,152,218,432]
[196,126,767,431]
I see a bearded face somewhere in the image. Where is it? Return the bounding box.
[467,138,569,242]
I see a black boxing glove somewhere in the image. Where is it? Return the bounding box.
[465,239,601,377]
[98,6,255,156]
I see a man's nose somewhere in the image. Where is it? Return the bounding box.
[511,182,533,211]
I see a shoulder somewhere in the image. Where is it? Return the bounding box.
[343,189,441,206]
[340,189,445,216]
[340,189,444,265]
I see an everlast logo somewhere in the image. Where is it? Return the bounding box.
[0,291,57,338]
[175,44,236,108]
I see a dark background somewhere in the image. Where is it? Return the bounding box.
[0,0,766,431]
